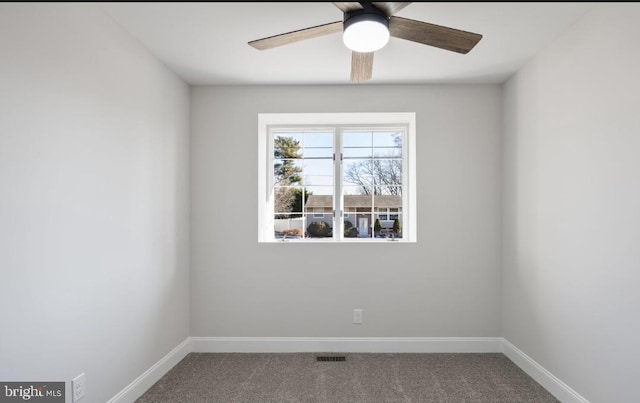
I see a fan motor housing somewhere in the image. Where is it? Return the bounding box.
[343,6,389,32]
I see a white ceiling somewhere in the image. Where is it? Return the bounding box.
[99,2,596,86]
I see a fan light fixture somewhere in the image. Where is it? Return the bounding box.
[342,9,390,53]
[248,2,484,83]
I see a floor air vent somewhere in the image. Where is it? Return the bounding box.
[316,356,346,362]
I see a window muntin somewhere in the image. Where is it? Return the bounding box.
[258,113,416,243]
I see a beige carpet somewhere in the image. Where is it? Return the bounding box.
[136,352,559,403]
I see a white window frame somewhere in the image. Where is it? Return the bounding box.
[258,112,416,243]
[313,208,325,218]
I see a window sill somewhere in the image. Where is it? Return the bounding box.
[264,238,412,244]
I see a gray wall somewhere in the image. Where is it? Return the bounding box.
[191,84,502,337]
[502,4,640,402]
[9,2,637,402]
[0,4,190,402]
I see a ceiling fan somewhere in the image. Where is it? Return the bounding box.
[248,2,483,83]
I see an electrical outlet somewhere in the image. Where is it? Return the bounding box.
[72,373,85,402]
[353,309,363,324]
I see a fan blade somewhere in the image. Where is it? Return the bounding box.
[372,2,412,16]
[351,51,374,83]
[248,21,343,50]
[389,16,482,54]
[332,2,363,13]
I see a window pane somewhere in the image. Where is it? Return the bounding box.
[392,213,403,239]
[377,207,388,221]
[343,192,373,215]
[304,131,333,147]
[354,213,373,238]
[305,185,333,196]
[304,175,333,187]
[343,131,372,148]
[303,159,333,186]
[343,159,373,192]
[300,131,333,158]
[373,132,402,158]
[373,193,402,239]
[343,216,358,238]
[373,148,402,158]
[373,131,402,145]
[274,159,303,186]
[305,213,333,238]
[274,133,303,159]
[274,186,304,214]
[376,185,402,196]
[372,159,402,186]
[274,214,304,239]
[373,194,402,210]
[389,208,399,221]
[304,182,334,239]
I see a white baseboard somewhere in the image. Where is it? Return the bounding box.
[107,338,191,403]
[190,336,503,353]
[502,338,589,403]
[109,336,588,403]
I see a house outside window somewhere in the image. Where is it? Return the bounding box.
[258,113,416,242]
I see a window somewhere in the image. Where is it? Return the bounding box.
[377,208,400,221]
[389,208,399,221]
[258,113,416,242]
[378,208,389,221]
